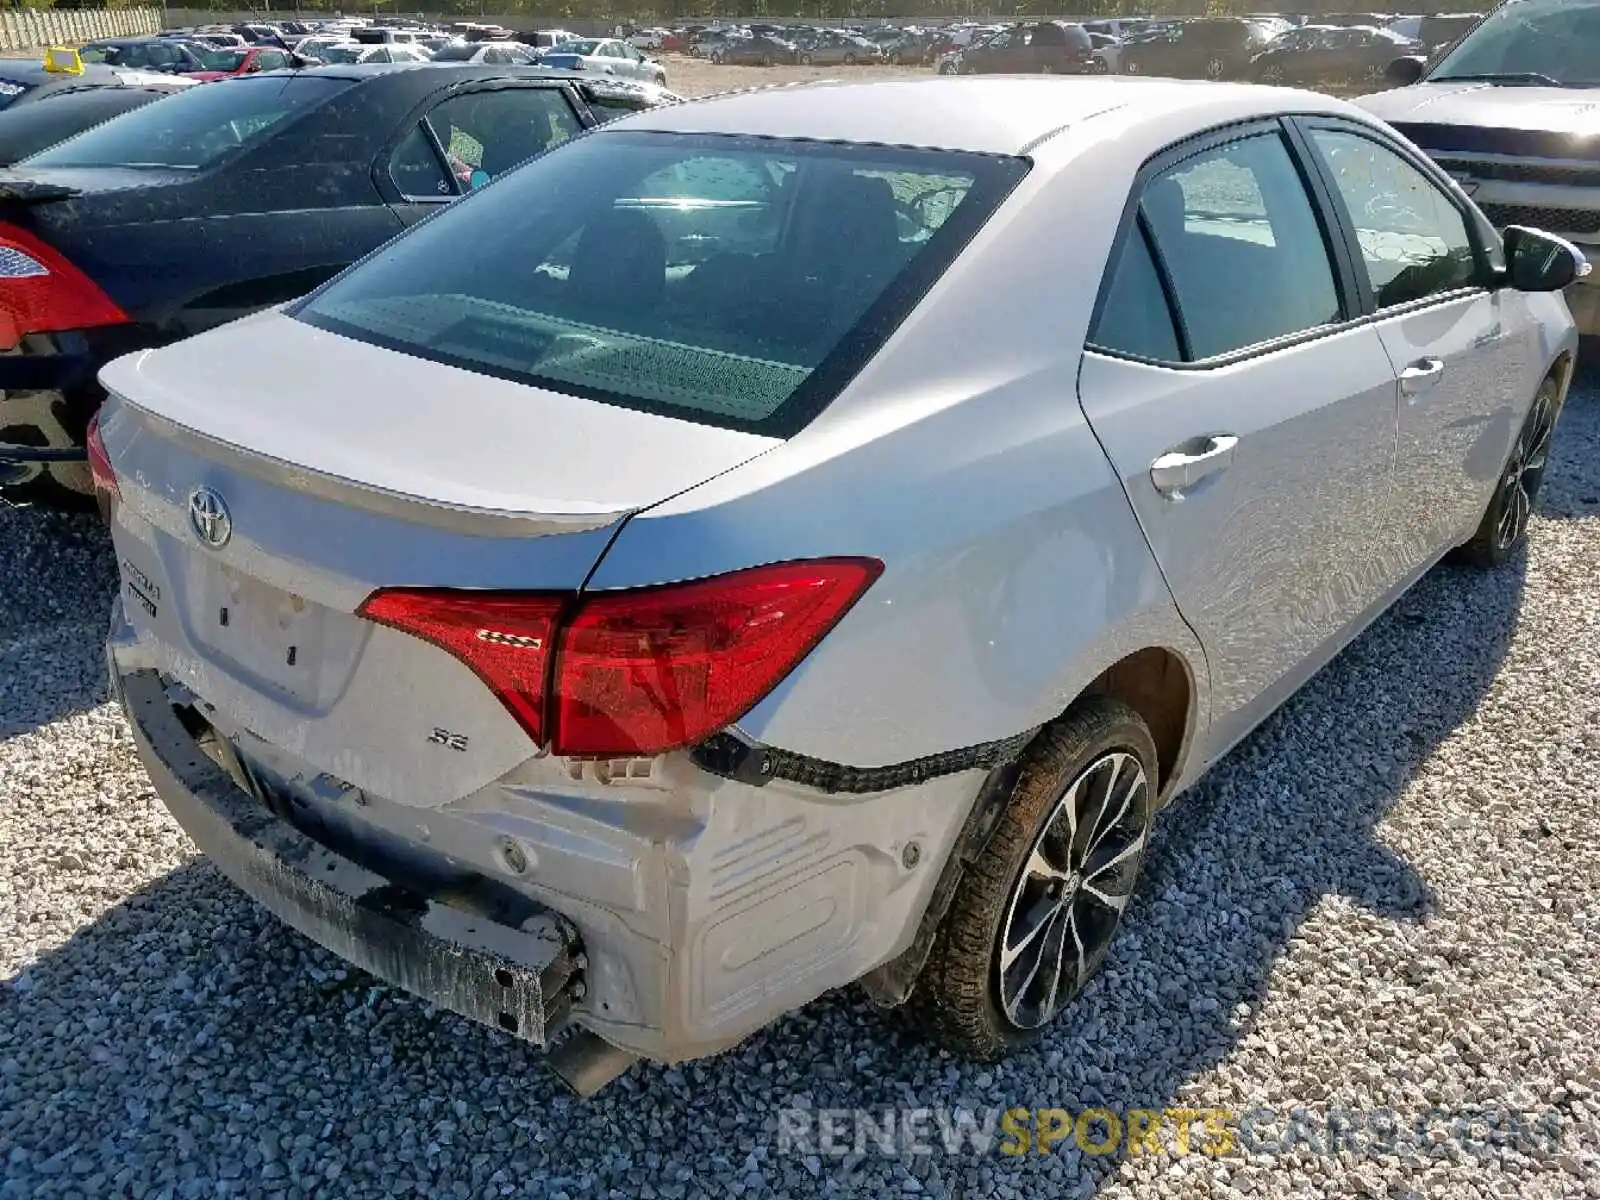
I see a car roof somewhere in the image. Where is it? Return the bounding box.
[618,77,1353,156]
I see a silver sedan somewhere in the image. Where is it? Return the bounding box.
[96,77,1579,1087]
[538,36,667,86]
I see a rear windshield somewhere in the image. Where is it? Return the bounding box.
[293,130,1025,436]
[24,75,351,170]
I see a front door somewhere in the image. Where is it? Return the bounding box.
[1078,123,1402,753]
[1299,120,1540,568]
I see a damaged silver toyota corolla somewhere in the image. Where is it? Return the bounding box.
[95,77,1580,1092]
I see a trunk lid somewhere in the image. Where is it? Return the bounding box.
[99,314,777,806]
[101,308,775,514]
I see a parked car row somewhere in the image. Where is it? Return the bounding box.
[125,17,671,84]
[72,71,1581,1095]
[0,62,677,504]
[677,11,1484,79]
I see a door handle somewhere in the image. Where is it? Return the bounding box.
[1400,356,1445,396]
[1149,434,1239,500]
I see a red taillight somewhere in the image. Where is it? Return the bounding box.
[553,559,882,756]
[85,413,118,516]
[358,590,566,745]
[359,559,881,758]
[0,220,127,346]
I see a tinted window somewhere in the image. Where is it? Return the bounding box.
[431,42,478,61]
[1140,134,1341,359]
[25,75,350,170]
[423,88,582,186]
[0,88,165,166]
[295,132,1025,435]
[1090,223,1181,362]
[1308,129,1480,307]
[389,124,452,198]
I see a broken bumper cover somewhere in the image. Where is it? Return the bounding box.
[114,663,581,1047]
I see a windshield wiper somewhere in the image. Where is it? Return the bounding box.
[1430,71,1569,87]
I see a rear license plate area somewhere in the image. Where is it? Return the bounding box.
[190,561,324,699]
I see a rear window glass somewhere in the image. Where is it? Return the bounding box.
[24,75,351,170]
[294,130,1025,436]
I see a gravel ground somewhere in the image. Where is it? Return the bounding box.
[3,370,1600,1199]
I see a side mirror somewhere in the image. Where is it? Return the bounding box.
[1503,225,1592,292]
[1384,54,1426,86]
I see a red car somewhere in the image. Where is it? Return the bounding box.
[181,45,299,82]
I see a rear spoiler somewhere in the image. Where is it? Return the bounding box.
[0,179,79,206]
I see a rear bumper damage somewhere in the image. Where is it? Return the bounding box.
[109,598,990,1077]
[114,662,584,1053]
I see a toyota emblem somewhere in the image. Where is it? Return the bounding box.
[188,487,232,549]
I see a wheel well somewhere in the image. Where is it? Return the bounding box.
[1081,647,1194,801]
[1551,349,1576,394]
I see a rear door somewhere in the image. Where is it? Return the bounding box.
[1296,117,1538,568]
[1077,120,1403,755]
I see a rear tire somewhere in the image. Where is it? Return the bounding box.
[1125,58,1142,74]
[799,52,812,64]
[844,51,857,65]
[1205,55,1227,79]
[1455,372,1563,568]
[906,699,1158,1061]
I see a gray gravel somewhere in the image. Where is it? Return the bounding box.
[4,376,1600,1200]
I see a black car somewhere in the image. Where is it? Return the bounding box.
[939,21,1096,75]
[710,35,799,66]
[0,59,161,111]
[78,37,211,75]
[1120,18,1274,80]
[0,65,672,505]
[0,86,177,168]
[1250,24,1422,86]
